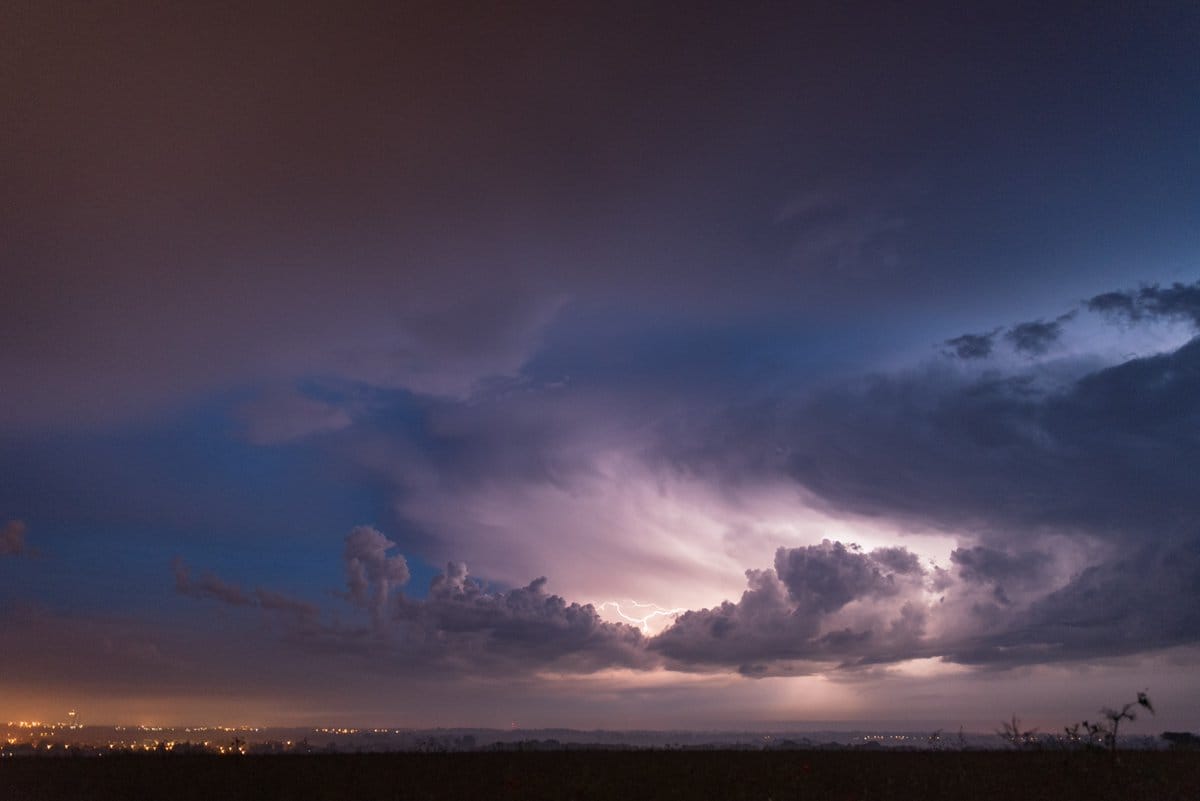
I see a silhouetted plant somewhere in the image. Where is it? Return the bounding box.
[1076,690,1154,755]
[997,715,1038,749]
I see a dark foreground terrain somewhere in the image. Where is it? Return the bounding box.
[2,751,1198,801]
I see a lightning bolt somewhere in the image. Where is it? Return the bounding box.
[592,599,687,633]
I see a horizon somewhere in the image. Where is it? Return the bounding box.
[3,2,1200,733]
[1,718,1172,743]
[0,722,1169,734]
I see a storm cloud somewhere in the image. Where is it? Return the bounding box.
[329,279,1200,673]
[651,541,929,674]
[719,333,1200,665]
[946,538,1200,666]
[781,337,1200,541]
[4,0,1199,727]
[394,563,652,673]
[950,546,1051,587]
[174,529,650,676]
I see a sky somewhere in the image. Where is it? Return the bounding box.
[2,1,1200,732]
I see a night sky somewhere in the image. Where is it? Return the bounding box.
[3,2,1199,731]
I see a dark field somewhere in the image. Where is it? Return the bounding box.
[2,751,1198,801]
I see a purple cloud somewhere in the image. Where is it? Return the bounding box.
[652,541,930,675]
[173,557,317,623]
[343,525,411,627]
[394,562,652,673]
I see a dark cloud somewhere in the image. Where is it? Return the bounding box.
[1087,290,1139,318]
[776,540,909,614]
[946,311,1075,361]
[1086,280,1200,327]
[651,542,928,674]
[783,336,1200,542]
[950,546,1050,586]
[947,538,1200,666]
[394,563,651,673]
[944,331,997,359]
[744,334,1200,664]
[0,519,27,556]
[604,291,1200,670]
[353,278,1200,671]
[321,274,1200,673]
[172,557,318,621]
[174,538,649,675]
[651,568,808,670]
[172,538,937,677]
[949,545,1053,608]
[1004,312,1074,356]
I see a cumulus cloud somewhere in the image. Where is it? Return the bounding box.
[749,336,1200,664]
[776,540,912,614]
[608,279,1200,668]
[0,519,27,556]
[1004,312,1075,356]
[175,535,649,675]
[354,276,1200,672]
[394,562,652,673]
[1087,280,1200,327]
[173,278,1200,675]
[943,331,997,359]
[945,313,1075,360]
[170,514,1200,677]
[343,525,411,627]
[651,541,930,674]
[171,535,938,677]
